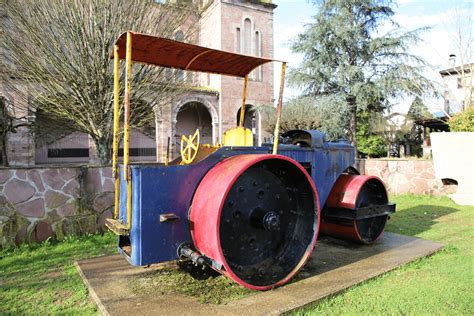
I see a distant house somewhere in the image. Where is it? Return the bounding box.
[416,56,473,157]
[439,56,473,115]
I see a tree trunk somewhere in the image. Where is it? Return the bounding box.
[347,95,357,150]
[94,136,112,165]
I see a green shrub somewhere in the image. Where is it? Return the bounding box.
[357,133,387,158]
[448,107,474,132]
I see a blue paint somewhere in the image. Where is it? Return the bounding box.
[117,131,355,266]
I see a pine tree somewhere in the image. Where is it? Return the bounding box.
[403,96,431,156]
[289,0,433,150]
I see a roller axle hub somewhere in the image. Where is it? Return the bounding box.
[249,207,281,231]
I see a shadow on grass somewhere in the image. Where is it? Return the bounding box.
[386,204,459,237]
[297,203,456,281]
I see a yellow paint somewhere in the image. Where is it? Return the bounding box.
[222,126,253,146]
[238,75,249,127]
[180,129,200,164]
[124,32,133,229]
[273,62,286,155]
[113,45,120,219]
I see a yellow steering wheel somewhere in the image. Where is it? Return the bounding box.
[180,129,200,164]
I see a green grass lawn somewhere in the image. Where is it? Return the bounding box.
[0,233,116,315]
[1,195,473,315]
[295,195,474,315]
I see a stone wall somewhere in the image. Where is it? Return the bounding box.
[0,166,113,248]
[1,159,457,248]
[356,159,457,196]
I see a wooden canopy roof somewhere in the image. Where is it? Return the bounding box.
[111,32,279,78]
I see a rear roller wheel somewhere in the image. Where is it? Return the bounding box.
[321,175,392,244]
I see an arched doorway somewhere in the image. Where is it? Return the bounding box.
[236,105,260,145]
[174,102,213,157]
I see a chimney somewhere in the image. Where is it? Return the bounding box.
[449,54,456,68]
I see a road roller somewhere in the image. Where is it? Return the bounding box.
[105,32,395,290]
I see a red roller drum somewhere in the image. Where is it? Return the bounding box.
[321,174,390,244]
[189,154,319,290]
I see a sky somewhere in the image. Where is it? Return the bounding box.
[272,0,474,113]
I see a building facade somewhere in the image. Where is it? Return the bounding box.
[439,59,473,115]
[0,0,276,166]
[416,56,473,157]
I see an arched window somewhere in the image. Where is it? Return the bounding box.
[254,31,262,81]
[243,18,252,55]
[236,18,263,81]
[254,31,260,55]
[236,27,241,53]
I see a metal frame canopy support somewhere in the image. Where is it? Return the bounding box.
[110,32,288,230]
[273,62,287,155]
[239,75,249,127]
[112,44,120,219]
[124,32,133,229]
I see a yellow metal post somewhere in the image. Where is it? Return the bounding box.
[112,45,120,219]
[124,32,132,229]
[165,136,170,166]
[272,62,287,155]
[238,75,249,127]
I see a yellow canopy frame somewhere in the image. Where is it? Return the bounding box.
[111,32,287,228]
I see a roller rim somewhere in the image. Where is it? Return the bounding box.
[190,154,320,290]
[353,177,389,243]
[323,175,389,244]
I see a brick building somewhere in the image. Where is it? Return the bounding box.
[0,0,276,166]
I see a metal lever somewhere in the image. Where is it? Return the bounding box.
[159,213,180,223]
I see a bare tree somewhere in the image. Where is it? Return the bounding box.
[1,0,200,164]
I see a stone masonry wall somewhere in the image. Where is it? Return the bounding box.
[0,159,457,248]
[356,159,457,196]
[0,166,114,248]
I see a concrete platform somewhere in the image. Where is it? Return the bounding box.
[76,232,443,315]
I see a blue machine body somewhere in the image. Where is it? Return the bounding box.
[118,131,355,266]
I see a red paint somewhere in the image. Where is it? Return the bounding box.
[326,174,386,209]
[319,219,361,241]
[322,174,388,244]
[189,154,320,290]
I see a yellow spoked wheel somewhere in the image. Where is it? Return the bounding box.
[180,129,200,164]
